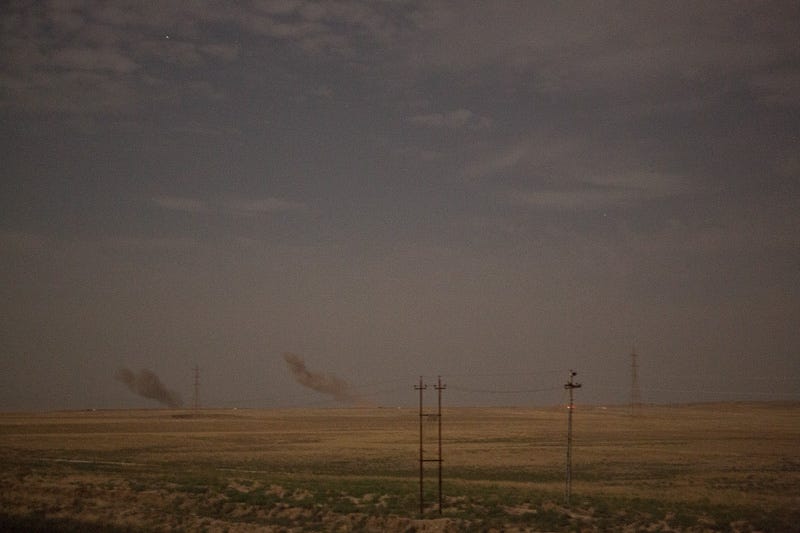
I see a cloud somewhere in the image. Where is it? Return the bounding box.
[199,43,240,62]
[0,2,241,115]
[171,123,243,137]
[463,136,579,180]
[51,47,139,73]
[505,172,687,210]
[99,237,199,254]
[507,188,642,210]
[223,197,309,216]
[4,1,797,121]
[151,196,308,216]
[152,196,208,214]
[409,108,491,130]
[230,0,406,55]
[1,70,139,114]
[137,39,204,67]
[0,1,415,117]
[253,0,303,16]
[46,2,87,32]
[406,3,797,80]
[240,15,325,40]
[751,69,800,107]
[775,151,800,178]
[464,139,536,179]
[0,231,49,254]
[591,172,686,197]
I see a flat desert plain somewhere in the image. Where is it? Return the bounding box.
[1,403,798,532]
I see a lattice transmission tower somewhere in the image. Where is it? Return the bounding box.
[630,347,642,412]
[193,364,200,413]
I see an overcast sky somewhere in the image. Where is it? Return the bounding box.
[2,1,799,410]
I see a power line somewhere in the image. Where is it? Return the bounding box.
[444,369,565,379]
[643,387,796,398]
[449,385,560,395]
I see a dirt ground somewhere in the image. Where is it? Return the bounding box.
[1,403,798,531]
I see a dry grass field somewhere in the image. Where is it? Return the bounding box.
[1,403,798,531]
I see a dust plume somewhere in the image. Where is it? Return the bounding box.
[282,352,363,405]
[115,367,183,408]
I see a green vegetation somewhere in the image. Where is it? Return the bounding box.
[0,512,139,533]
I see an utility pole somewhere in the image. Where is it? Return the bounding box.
[434,376,446,515]
[415,375,445,516]
[564,369,582,506]
[630,347,641,414]
[193,364,200,413]
[415,376,427,516]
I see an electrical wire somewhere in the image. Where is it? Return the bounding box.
[449,385,561,395]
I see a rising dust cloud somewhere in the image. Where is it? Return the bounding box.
[282,352,364,405]
[115,367,183,408]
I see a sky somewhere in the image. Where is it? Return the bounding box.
[2,1,799,410]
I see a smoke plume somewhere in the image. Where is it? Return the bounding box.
[282,352,363,405]
[115,367,183,408]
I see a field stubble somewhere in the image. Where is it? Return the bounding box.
[1,403,798,531]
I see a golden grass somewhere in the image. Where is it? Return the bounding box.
[1,403,798,531]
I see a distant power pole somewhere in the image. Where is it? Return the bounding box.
[564,369,582,506]
[193,364,200,413]
[630,347,641,413]
[415,376,427,516]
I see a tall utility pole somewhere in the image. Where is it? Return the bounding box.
[415,376,445,516]
[415,376,427,516]
[193,364,200,413]
[564,369,582,506]
[434,376,446,515]
[630,347,641,413]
